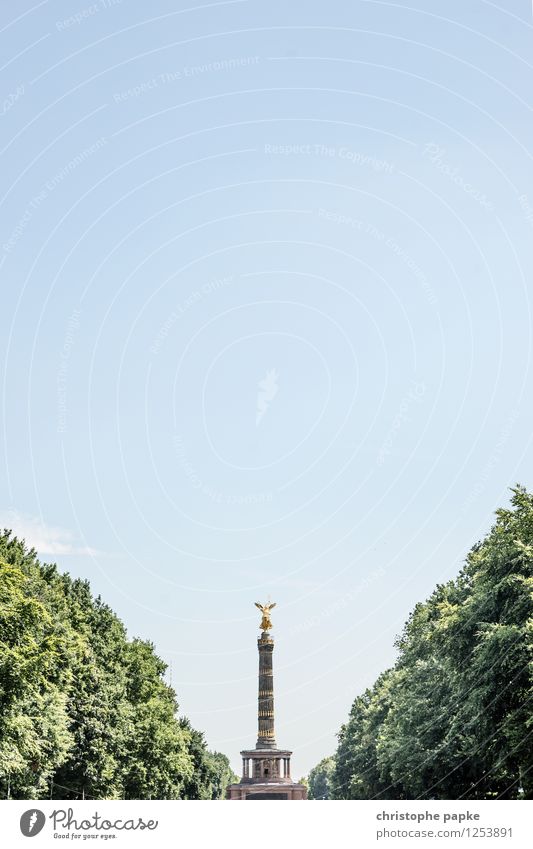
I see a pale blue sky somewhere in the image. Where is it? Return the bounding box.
[1,0,532,776]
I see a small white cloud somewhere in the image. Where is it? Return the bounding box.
[0,510,98,556]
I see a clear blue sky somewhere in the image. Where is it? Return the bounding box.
[1,0,532,777]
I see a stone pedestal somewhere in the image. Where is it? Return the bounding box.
[226,747,307,799]
[226,783,307,800]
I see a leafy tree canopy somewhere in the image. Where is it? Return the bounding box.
[0,531,230,800]
[321,487,533,800]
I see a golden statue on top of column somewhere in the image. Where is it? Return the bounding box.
[255,601,276,632]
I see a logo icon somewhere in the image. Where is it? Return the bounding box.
[20,810,46,837]
[256,369,279,426]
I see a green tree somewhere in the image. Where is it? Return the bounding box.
[333,670,400,799]
[177,720,225,799]
[0,559,72,798]
[52,583,131,799]
[330,487,533,800]
[308,756,335,799]
[119,639,193,799]
[208,751,238,799]
[0,530,233,800]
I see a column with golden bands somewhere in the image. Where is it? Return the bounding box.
[257,632,276,749]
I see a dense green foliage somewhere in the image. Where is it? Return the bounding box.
[307,756,335,799]
[323,487,533,799]
[0,532,233,800]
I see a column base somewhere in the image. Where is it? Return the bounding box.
[226,782,307,800]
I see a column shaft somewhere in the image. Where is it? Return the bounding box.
[257,634,276,748]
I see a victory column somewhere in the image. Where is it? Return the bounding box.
[226,602,307,800]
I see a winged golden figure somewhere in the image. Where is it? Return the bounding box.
[255,601,276,631]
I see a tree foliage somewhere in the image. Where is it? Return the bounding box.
[328,487,533,799]
[308,756,335,799]
[0,532,230,800]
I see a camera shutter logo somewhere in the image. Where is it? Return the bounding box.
[20,810,46,837]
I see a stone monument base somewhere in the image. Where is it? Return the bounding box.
[226,782,307,800]
[226,747,307,799]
